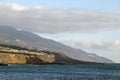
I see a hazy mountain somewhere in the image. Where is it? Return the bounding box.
[0,26,113,63]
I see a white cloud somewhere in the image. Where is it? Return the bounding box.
[0,3,28,11]
[0,3,120,33]
[114,40,120,45]
[61,39,120,51]
[10,3,28,11]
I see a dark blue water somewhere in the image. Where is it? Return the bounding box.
[0,64,120,80]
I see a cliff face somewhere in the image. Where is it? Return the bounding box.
[0,53,55,64]
[0,45,109,65]
[0,45,101,65]
[0,45,56,64]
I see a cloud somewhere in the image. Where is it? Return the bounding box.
[61,39,120,51]
[0,3,120,33]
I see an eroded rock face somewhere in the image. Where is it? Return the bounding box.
[0,53,26,64]
[0,53,55,64]
[0,45,56,64]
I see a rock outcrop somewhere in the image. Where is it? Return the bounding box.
[0,53,55,64]
[0,45,55,64]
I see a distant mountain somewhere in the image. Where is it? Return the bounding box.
[0,26,114,63]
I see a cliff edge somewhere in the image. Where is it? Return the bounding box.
[0,44,103,65]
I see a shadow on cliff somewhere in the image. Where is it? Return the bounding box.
[25,55,44,64]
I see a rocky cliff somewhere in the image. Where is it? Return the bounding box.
[0,53,55,64]
[0,44,103,65]
[0,45,55,64]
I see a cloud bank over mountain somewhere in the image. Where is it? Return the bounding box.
[0,3,120,34]
[61,39,120,51]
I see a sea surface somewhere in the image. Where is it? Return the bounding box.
[0,64,120,80]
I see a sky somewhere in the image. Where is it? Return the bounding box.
[0,0,120,63]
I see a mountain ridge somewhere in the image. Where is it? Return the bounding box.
[0,26,114,63]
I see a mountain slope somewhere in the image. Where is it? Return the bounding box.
[0,26,113,63]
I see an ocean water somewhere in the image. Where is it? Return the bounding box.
[0,64,120,80]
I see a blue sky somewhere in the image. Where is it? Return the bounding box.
[1,0,120,13]
[0,0,120,62]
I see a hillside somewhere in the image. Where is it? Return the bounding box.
[0,26,113,63]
